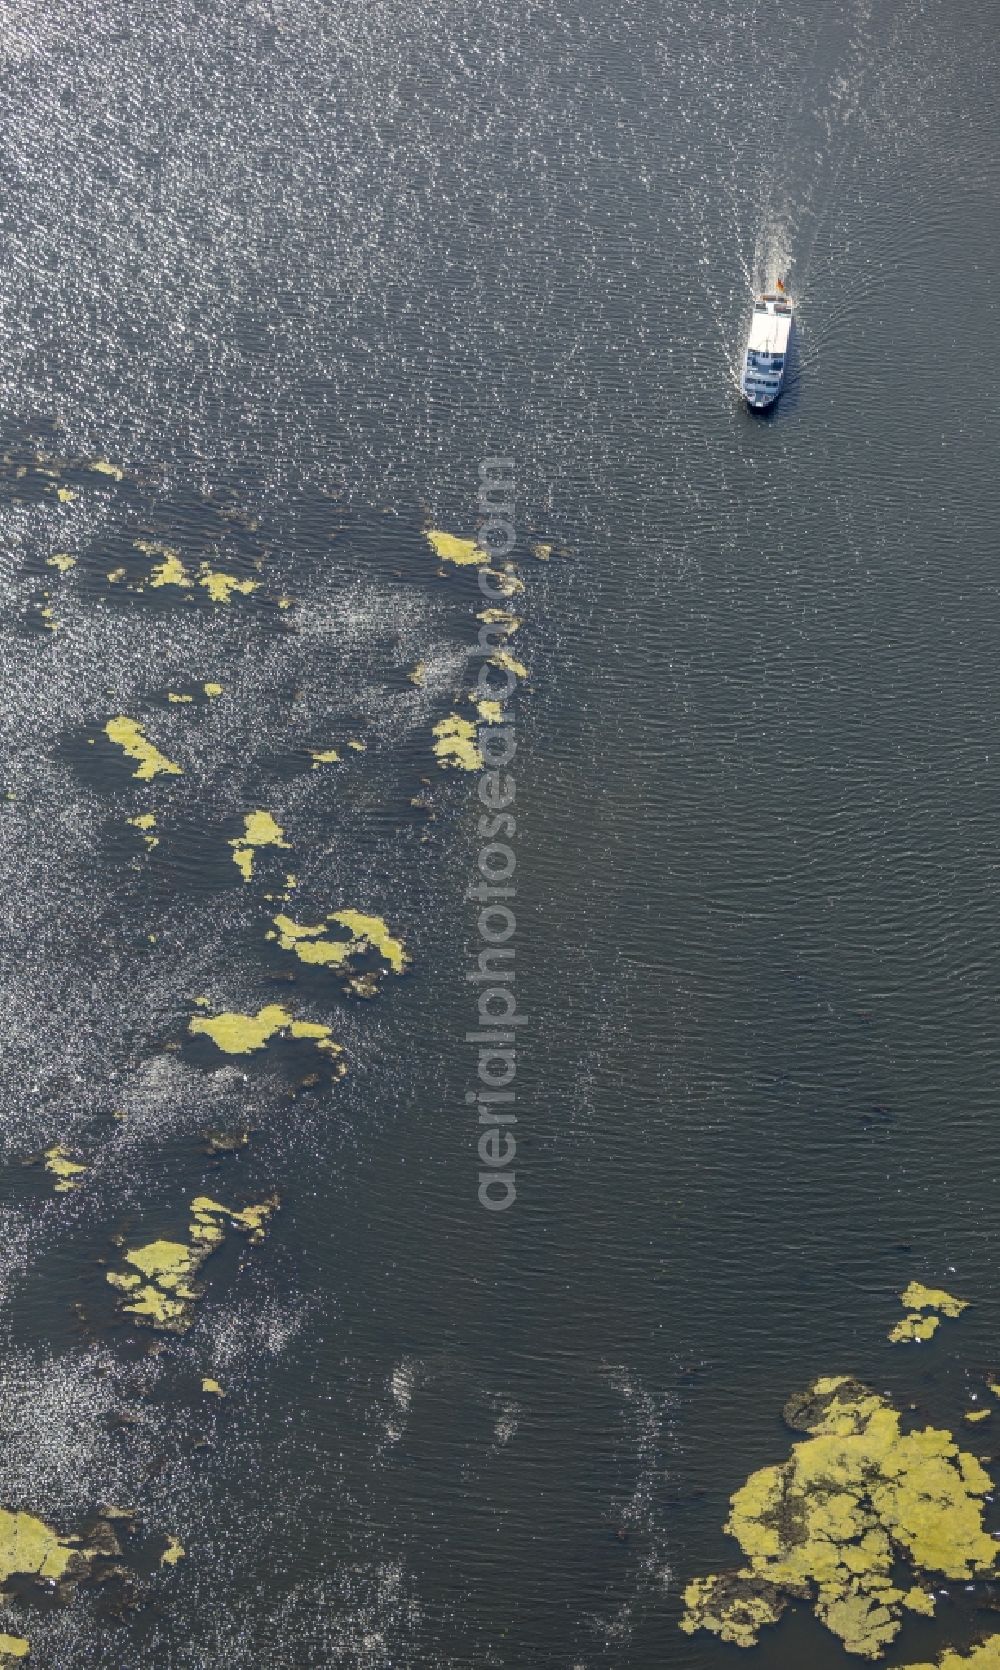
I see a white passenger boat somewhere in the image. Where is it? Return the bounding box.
[741,282,794,410]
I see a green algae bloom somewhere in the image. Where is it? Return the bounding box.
[889,1281,968,1344]
[160,1536,185,1566]
[424,528,486,567]
[899,1642,1000,1670]
[901,1282,968,1317]
[309,748,340,768]
[432,714,481,771]
[491,567,524,597]
[0,1508,76,1589]
[188,1002,343,1061]
[229,810,290,880]
[269,909,409,991]
[490,649,528,680]
[680,1375,996,1659]
[107,1195,279,1331]
[197,567,258,603]
[87,459,124,480]
[136,543,192,590]
[203,682,224,697]
[0,1635,29,1661]
[201,1377,225,1397]
[127,811,159,850]
[105,718,182,780]
[45,552,75,572]
[43,1145,88,1194]
[477,607,521,634]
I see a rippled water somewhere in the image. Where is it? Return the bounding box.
[0,0,998,1664]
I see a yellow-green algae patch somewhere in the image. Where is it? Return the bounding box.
[105,718,182,780]
[901,1282,968,1318]
[891,1313,941,1344]
[477,607,521,633]
[0,1634,29,1660]
[201,1377,225,1396]
[680,1375,996,1659]
[87,459,124,480]
[107,1195,279,1331]
[127,812,158,850]
[0,1508,77,1590]
[490,649,528,680]
[424,528,486,566]
[491,567,524,597]
[899,1641,1000,1670]
[45,552,76,572]
[965,1408,992,1424]
[433,715,481,771]
[310,748,340,768]
[203,682,223,697]
[197,566,259,604]
[269,909,409,991]
[229,810,290,881]
[188,1002,342,1062]
[43,1145,88,1194]
[136,543,192,590]
[167,691,194,704]
[889,1282,968,1344]
[160,1537,185,1566]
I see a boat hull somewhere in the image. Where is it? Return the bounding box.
[741,293,794,410]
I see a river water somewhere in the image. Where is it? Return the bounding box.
[0,0,999,1665]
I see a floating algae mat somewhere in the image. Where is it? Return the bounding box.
[104,717,182,781]
[107,1194,279,1331]
[680,1374,996,1659]
[424,527,486,566]
[128,542,260,602]
[889,1281,969,1344]
[229,810,290,881]
[432,714,481,771]
[0,1502,147,1608]
[188,1002,343,1062]
[0,1636,28,1662]
[268,909,409,995]
[897,1641,1000,1669]
[42,1145,88,1194]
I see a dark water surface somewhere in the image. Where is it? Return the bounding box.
[1,0,999,1664]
